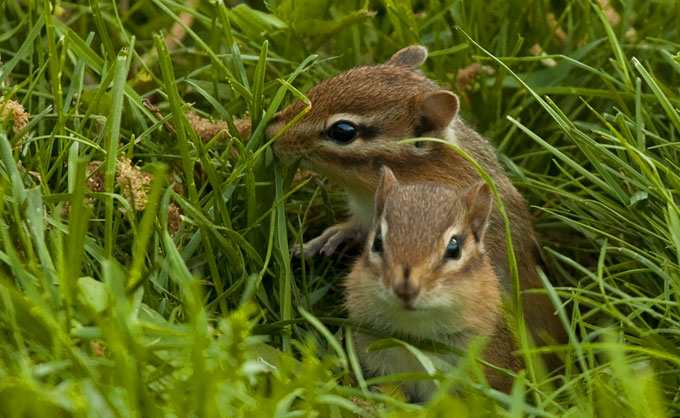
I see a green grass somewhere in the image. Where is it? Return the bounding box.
[1,0,679,416]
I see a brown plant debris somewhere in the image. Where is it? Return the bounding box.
[62,158,184,235]
[168,176,186,197]
[455,63,495,93]
[61,161,105,219]
[143,99,251,143]
[599,0,620,27]
[167,203,182,236]
[529,44,558,67]
[234,118,252,139]
[1,98,30,144]
[165,0,196,50]
[87,161,106,193]
[185,110,231,142]
[92,341,106,358]
[116,156,153,211]
[143,99,176,135]
[115,157,184,235]
[546,13,568,46]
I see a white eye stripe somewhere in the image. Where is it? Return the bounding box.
[380,217,389,244]
[324,141,402,155]
[326,113,375,129]
[445,225,463,241]
[441,125,461,148]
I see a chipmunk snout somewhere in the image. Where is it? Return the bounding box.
[393,267,420,304]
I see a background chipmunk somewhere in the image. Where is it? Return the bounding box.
[345,167,521,400]
[266,45,565,347]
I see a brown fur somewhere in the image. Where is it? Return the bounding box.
[386,45,428,68]
[344,170,518,397]
[267,47,566,361]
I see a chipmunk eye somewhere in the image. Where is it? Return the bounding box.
[327,121,358,144]
[445,236,461,260]
[371,227,383,253]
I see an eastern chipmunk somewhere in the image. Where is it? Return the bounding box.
[345,167,521,400]
[266,45,565,348]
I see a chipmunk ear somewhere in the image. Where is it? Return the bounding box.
[375,166,399,218]
[386,45,427,69]
[464,181,493,242]
[415,90,459,136]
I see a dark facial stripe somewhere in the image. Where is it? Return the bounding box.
[316,143,446,170]
[359,125,380,140]
[457,251,485,278]
[414,117,432,137]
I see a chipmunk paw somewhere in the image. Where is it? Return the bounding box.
[292,222,363,259]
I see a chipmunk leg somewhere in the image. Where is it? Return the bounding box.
[292,221,364,259]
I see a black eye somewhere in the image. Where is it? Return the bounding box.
[445,237,460,260]
[327,121,358,144]
[371,227,383,253]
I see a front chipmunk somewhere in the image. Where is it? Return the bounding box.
[267,45,566,349]
[345,167,521,401]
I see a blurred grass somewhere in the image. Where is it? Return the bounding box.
[1,0,679,416]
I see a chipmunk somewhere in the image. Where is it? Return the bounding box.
[345,167,521,400]
[266,45,565,348]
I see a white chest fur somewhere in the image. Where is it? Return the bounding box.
[353,332,460,402]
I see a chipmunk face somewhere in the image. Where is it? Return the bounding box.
[344,168,501,338]
[268,46,460,193]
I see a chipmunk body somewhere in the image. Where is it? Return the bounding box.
[267,46,564,349]
[345,168,520,400]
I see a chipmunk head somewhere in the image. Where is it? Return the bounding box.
[268,46,460,193]
[345,167,500,336]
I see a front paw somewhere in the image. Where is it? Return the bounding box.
[292,222,364,259]
[290,238,325,259]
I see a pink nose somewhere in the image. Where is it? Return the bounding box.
[394,281,419,302]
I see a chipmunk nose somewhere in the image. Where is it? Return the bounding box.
[394,267,420,303]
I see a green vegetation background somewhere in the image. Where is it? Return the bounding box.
[1,0,679,416]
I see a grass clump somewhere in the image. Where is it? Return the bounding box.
[1,0,679,416]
